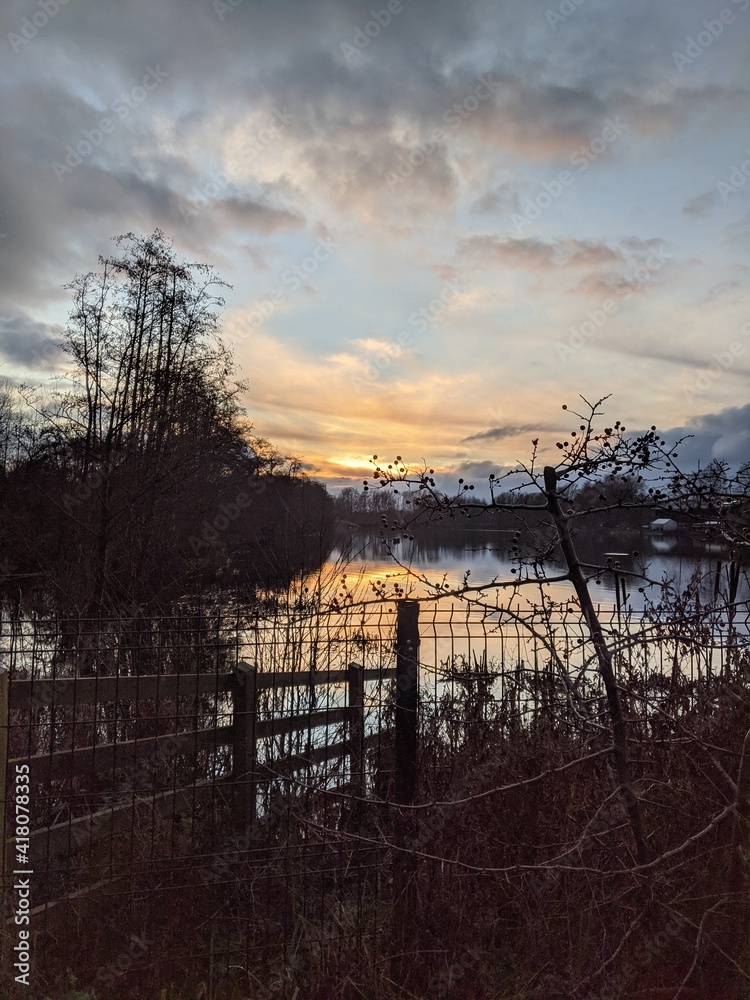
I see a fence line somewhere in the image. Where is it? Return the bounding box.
[3,601,747,884]
[1,598,748,996]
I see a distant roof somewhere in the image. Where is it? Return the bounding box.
[650,518,678,526]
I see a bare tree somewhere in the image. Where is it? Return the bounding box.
[9,232,249,613]
[366,395,749,873]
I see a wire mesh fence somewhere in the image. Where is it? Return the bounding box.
[1,598,748,998]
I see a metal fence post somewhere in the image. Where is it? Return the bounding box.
[392,599,420,982]
[232,661,257,832]
[395,600,419,805]
[347,662,364,827]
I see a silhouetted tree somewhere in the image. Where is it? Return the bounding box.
[1,232,334,612]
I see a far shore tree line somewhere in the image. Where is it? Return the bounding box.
[336,457,750,538]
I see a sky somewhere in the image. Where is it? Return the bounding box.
[1,0,749,490]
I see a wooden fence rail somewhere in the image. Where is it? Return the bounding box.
[8,665,397,711]
[1,600,421,925]
[3,661,401,875]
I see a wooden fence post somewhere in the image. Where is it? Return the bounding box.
[392,599,420,982]
[232,661,257,833]
[347,663,364,827]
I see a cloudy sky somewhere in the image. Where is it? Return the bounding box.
[1,0,749,488]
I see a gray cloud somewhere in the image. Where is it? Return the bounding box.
[460,235,557,270]
[460,235,631,273]
[0,313,66,372]
[652,406,750,469]
[471,182,521,216]
[682,190,720,217]
[462,423,555,443]
[615,85,746,140]
[452,459,509,480]
[589,338,750,379]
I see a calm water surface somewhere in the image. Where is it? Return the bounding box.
[325,527,749,614]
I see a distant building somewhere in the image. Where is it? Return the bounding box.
[648,518,678,533]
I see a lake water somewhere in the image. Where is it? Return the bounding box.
[313,526,749,686]
[326,527,749,614]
